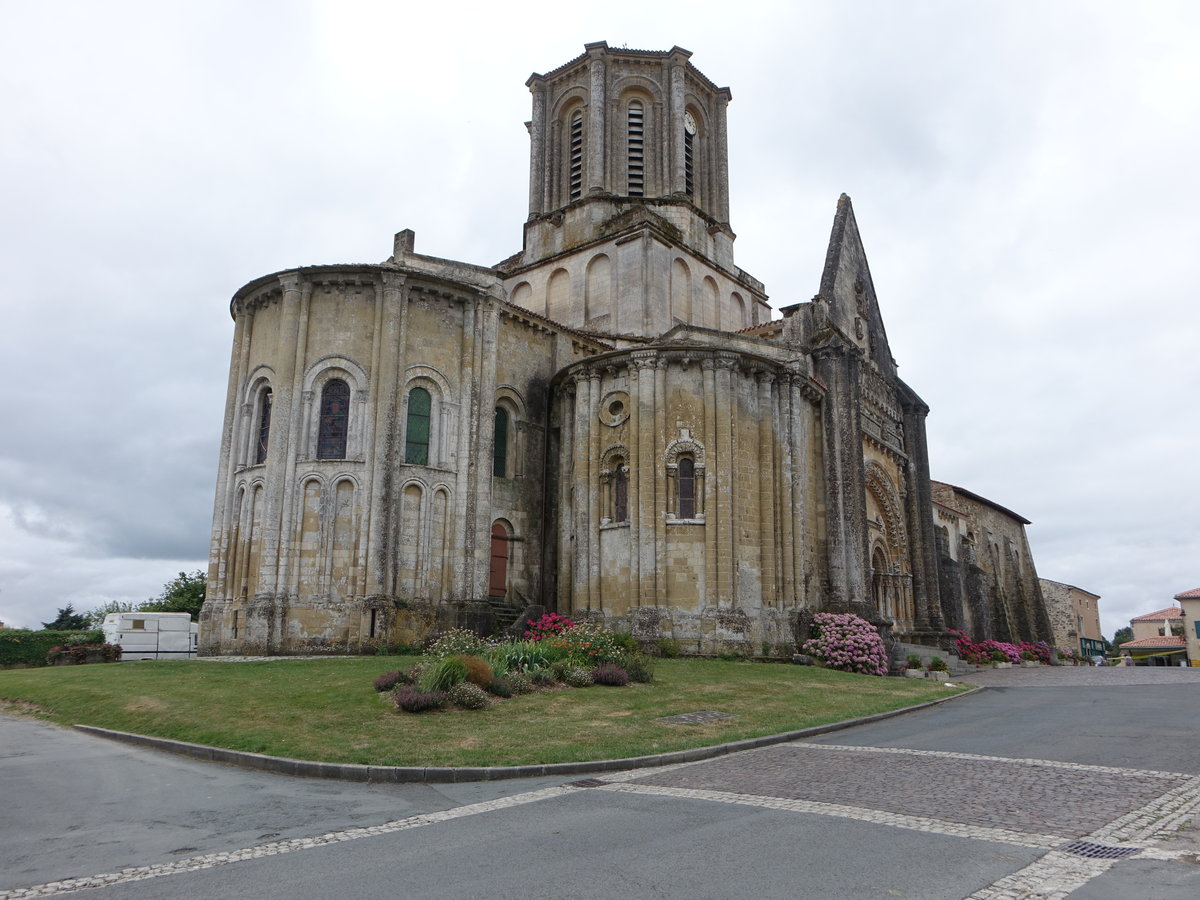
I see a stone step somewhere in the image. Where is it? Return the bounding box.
[894,641,972,676]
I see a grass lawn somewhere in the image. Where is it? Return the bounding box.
[0,658,968,767]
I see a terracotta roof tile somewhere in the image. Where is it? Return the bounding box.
[1118,636,1187,648]
[1130,606,1183,621]
[1173,587,1200,600]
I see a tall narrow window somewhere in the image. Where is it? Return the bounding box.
[614,459,628,523]
[627,100,644,196]
[493,406,509,477]
[405,387,431,465]
[683,111,697,197]
[488,522,509,598]
[678,456,695,519]
[569,110,584,200]
[255,388,272,464]
[317,379,350,459]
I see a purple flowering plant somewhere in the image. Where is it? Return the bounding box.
[801,612,888,676]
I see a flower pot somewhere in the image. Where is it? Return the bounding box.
[992,661,1012,669]
[1020,660,1040,668]
[904,668,925,678]
[928,671,951,682]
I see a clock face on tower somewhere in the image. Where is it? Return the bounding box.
[683,112,697,135]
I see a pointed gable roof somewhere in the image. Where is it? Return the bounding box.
[818,194,896,377]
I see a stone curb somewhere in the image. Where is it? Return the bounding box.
[73,685,980,784]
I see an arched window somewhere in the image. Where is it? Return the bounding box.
[316,380,349,459]
[627,100,644,196]
[254,388,272,465]
[405,387,431,465]
[613,457,628,523]
[493,406,509,477]
[569,109,584,200]
[677,456,695,519]
[488,522,509,598]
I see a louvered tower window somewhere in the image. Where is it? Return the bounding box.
[627,100,644,196]
[684,128,695,197]
[569,110,584,200]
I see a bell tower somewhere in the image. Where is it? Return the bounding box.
[499,42,769,337]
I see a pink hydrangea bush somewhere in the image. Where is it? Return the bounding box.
[801,612,888,676]
[524,613,576,642]
[950,631,1051,665]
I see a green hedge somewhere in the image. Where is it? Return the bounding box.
[0,630,103,668]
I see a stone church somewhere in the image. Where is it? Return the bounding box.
[200,42,1052,657]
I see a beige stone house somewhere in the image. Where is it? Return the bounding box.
[1039,579,1103,656]
[1174,588,1200,666]
[1119,606,1186,665]
[200,43,1054,656]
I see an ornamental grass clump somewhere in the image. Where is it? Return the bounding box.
[485,639,561,674]
[801,612,888,676]
[486,677,514,698]
[447,682,491,710]
[391,685,447,713]
[454,654,494,688]
[419,655,469,692]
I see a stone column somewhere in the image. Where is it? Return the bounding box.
[527,79,549,217]
[587,52,606,195]
[701,358,718,607]
[714,354,737,605]
[757,372,777,608]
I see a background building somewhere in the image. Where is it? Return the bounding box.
[1039,579,1103,656]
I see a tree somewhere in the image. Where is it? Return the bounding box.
[142,571,206,621]
[41,604,90,631]
[85,600,139,628]
[1111,626,1133,648]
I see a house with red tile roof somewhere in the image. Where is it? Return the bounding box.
[1118,605,1187,665]
[1174,588,1200,667]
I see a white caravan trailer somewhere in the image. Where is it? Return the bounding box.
[101,612,199,660]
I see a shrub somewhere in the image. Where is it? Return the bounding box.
[373,670,407,692]
[527,667,555,686]
[523,613,576,641]
[906,654,923,669]
[801,612,888,676]
[447,682,491,710]
[591,662,629,686]
[1,630,100,668]
[928,657,948,672]
[546,623,626,666]
[610,632,640,653]
[622,653,655,683]
[391,685,447,713]
[505,671,534,694]
[487,677,514,698]
[655,637,682,658]
[424,628,488,658]
[454,654,494,688]
[561,667,594,688]
[419,655,469,692]
[45,643,122,665]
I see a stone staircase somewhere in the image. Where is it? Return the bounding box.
[893,640,972,677]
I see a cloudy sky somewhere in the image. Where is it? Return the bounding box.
[1,0,1196,640]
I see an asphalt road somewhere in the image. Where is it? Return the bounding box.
[3,666,1199,899]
